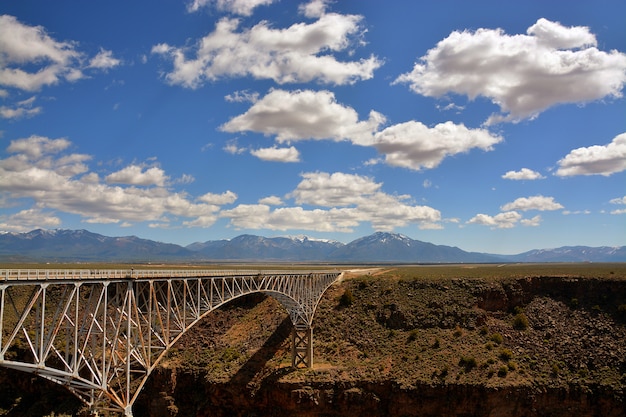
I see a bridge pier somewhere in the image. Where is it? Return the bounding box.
[291,324,313,368]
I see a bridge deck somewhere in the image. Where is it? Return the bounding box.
[1,268,337,281]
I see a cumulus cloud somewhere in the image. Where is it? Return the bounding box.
[187,0,275,15]
[250,146,300,162]
[502,168,545,180]
[521,215,542,227]
[222,89,503,170]
[0,15,84,91]
[372,121,502,170]
[152,13,382,87]
[221,89,384,144]
[299,0,331,18]
[0,136,233,229]
[610,196,626,215]
[220,171,441,232]
[198,190,237,205]
[0,208,61,232]
[555,133,626,177]
[394,18,626,124]
[467,211,522,229]
[105,165,169,187]
[258,195,283,205]
[88,48,121,70]
[222,139,247,154]
[500,195,564,212]
[0,96,41,119]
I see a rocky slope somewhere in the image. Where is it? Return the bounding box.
[0,264,625,416]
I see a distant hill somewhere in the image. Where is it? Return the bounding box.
[0,229,623,263]
[186,234,343,261]
[0,229,194,262]
[497,246,626,263]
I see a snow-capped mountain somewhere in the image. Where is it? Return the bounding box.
[0,229,623,263]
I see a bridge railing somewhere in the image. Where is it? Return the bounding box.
[1,268,338,281]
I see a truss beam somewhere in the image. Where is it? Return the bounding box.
[0,269,341,416]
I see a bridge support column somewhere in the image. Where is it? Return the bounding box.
[291,325,313,368]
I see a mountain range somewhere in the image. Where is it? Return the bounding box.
[0,229,624,263]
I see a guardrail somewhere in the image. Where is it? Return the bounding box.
[1,269,339,281]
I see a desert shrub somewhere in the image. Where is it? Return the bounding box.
[570,298,579,309]
[499,348,513,361]
[498,366,508,377]
[339,288,354,307]
[490,333,503,345]
[513,313,529,330]
[432,338,441,349]
[459,356,477,371]
[407,329,419,342]
[453,326,463,338]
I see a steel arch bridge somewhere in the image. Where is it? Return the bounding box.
[0,269,342,416]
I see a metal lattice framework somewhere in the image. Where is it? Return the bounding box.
[0,269,341,416]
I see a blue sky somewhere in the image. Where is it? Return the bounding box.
[1,0,625,254]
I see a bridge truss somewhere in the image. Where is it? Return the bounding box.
[0,269,341,416]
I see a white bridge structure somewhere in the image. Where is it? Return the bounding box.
[0,269,342,416]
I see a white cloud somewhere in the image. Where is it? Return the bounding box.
[502,168,545,180]
[610,196,626,205]
[467,211,522,229]
[0,15,84,91]
[198,190,237,205]
[610,196,626,215]
[299,0,331,18]
[222,89,502,171]
[289,172,381,207]
[258,195,283,205]
[88,48,121,70]
[394,18,626,124]
[0,137,224,228]
[223,139,247,154]
[0,96,41,119]
[555,132,626,177]
[187,0,275,15]
[372,121,502,170]
[250,146,300,162]
[152,13,382,88]
[0,208,61,232]
[105,165,169,187]
[225,89,259,103]
[222,89,384,143]
[521,215,542,227]
[220,171,441,232]
[500,195,564,211]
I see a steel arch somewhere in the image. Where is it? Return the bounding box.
[0,269,341,416]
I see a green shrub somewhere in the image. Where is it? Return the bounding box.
[513,313,529,330]
[432,338,441,349]
[490,333,503,344]
[498,366,508,377]
[339,288,354,307]
[499,348,513,361]
[459,356,477,371]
